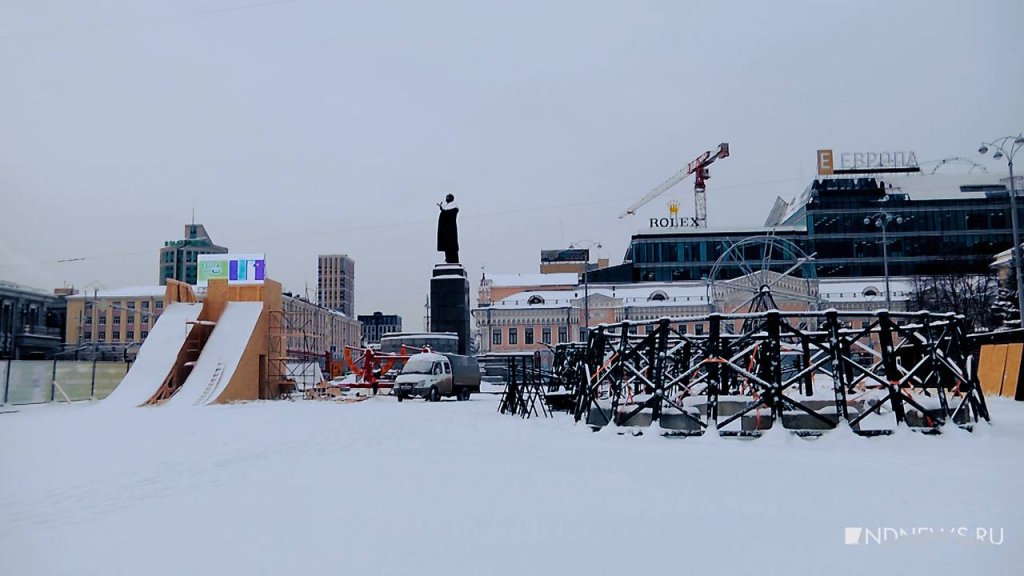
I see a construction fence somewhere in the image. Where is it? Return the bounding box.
[0,359,128,405]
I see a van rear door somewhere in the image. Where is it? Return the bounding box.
[441,360,453,395]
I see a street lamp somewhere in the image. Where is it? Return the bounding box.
[864,211,903,309]
[569,240,602,342]
[979,134,1024,325]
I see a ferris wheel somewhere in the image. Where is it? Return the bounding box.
[705,234,817,314]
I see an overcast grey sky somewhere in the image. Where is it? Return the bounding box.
[2,0,1022,328]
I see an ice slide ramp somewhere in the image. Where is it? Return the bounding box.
[163,302,263,407]
[101,303,203,408]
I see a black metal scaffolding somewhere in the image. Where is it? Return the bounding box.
[495,352,552,419]
[569,310,989,436]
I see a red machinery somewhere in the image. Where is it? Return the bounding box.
[325,345,430,390]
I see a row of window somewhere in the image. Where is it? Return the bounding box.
[492,326,567,346]
[82,330,148,342]
[489,316,908,348]
[491,323,714,346]
[86,300,160,311]
[85,315,155,325]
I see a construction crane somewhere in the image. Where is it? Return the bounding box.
[619,142,730,227]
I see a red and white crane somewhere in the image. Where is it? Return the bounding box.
[619,142,730,227]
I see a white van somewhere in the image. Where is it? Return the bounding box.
[394,352,481,402]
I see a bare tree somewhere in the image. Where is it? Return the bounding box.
[908,274,999,331]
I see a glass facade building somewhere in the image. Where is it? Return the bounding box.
[588,174,1018,284]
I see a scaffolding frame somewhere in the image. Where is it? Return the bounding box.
[268,309,327,395]
[569,310,989,436]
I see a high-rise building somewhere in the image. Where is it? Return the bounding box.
[159,224,228,286]
[358,311,402,345]
[317,254,355,316]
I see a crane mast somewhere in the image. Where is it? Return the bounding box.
[619,142,730,227]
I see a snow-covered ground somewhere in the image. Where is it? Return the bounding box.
[1,396,1021,575]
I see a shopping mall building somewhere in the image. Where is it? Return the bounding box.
[591,172,1017,283]
[473,153,1017,355]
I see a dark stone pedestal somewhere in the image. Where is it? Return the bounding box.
[430,264,470,355]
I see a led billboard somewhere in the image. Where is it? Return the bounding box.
[197,253,266,287]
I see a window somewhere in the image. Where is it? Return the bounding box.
[112,331,120,340]
[84,331,92,340]
[542,328,551,344]
[156,301,164,309]
[629,325,638,334]
[99,315,106,325]
[142,301,150,310]
[492,330,502,345]
[127,301,136,310]
[98,332,106,342]
[678,323,687,334]
[558,326,567,343]
[127,331,134,340]
[113,315,121,325]
[579,328,587,342]
[85,315,92,325]
[695,324,704,336]
[127,315,134,325]
[141,331,149,338]
[509,328,518,345]
[525,327,534,345]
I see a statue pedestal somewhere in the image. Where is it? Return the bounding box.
[430,264,470,355]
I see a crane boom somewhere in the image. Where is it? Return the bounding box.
[619,143,730,226]
[618,166,692,218]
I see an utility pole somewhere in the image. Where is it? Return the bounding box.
[423,295,430,332]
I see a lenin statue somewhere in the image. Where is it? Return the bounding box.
[437,194,459,263]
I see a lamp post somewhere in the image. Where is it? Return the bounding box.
[864,211,903,310]
[569,240,602,343]
[979,134,1024,325]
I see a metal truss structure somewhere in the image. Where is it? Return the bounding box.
[550,343,589,414]
[495,353,552,419]
[570,310,990,436]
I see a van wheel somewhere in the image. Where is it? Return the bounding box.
[396,394,404,402]
[457,388,470,401]
[428,387,439,402]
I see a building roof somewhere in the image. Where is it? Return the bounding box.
[633,225,806,238]
[66,285,167,300]
[878,173,1008,201]
[485,273,579,287]
[818,277,913,303]
[775,173,1009,226]
[483,277,921,309]
[0,280,56,298]
[487,282,710,310]
[992,247,1013,268]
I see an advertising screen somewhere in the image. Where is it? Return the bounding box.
[197,253,266,286]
